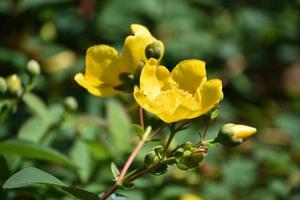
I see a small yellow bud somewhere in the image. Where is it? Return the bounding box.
[180,194,203,200]
[216,123,257,146]
[6,74,22,93]
[27,59,41,75]
[0,77,7,93]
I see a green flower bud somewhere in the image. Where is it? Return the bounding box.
[145,42,161,60]
[6,74,22,94]
[0,77,7,93]
[216,123,257,146]
[151,163,168,175]
[144,151,159,167]
[182,142,193,150]
[154,145,164,158]
[64,96,78,111]
[27,59,41,76]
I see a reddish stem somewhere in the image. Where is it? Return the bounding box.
[139,106,144,130]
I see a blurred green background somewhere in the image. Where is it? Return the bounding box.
[1,0,300,199]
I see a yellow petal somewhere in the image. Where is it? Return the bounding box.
[139,59,171,100]
[190,79,222,118]
[122,24,164,72]
[231,124,257,139]
[134,87,162,114]
[161,105,195,123]
[85,45,121,85]
[171,59,206,94]
[74,73,119,96]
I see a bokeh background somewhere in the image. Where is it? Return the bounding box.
[1,0,300,199]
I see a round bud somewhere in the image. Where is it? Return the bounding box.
[0,77,7,93]
[27,59,41,76]
[6,74,22,93]
[145,42,161,60]
[64,96,78,111]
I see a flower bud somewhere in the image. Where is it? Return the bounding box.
[216,123,257,146]
[27,59,41,76]
[64,96,78,111]
[6,74,22,93]
[144,151,159,167]
[145,42,161,60]
[0,77,7,93]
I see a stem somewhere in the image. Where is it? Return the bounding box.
[125,163,159,182]
[117,136,146,181]
[99,183,118,200]
[100,127,152,200]
[139,106,144,130]
[201,117,212,141]
[148,124,166,139]
[163,123,176,158]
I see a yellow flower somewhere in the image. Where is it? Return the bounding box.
[74,24,164,96]
[134,59,222,123]
[216,123,257,146]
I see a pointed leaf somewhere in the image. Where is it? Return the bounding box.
[131,124,144,139]
[18,116,49,143]
[0,140,76,168]
[22,93,48,122]
[3,167,66,189]
[107,100,131,154]
[110,162,120,180]
[3,167,99,200]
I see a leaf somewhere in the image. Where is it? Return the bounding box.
[22,93,48,122]
[3,167,99,200]
[110,162,120,180]
[63,186,100,200]
[107,100,131,154]
[18,116,49,143]
[131,124,144,139]
[0,140,76,168]
[18,0,72,11]
[0,155,10,184]
[47,104,64,125]
[70,140,92,183]
[3,167,66,189]
[111,193,128,200]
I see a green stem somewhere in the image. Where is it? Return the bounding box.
[163,123,176,158]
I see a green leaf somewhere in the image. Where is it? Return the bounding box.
[47,104,64,125]
[22,93,48,122]
[70,140,92,183]
[131,124,144,139]
[0,140,76,168]
[63,186,100,200]
[110,193,128,200]
[3,167,99,200]
[3,167,66,189]
[18,0,72,11]
[0,155,10,185]
[18,116,49,143]
[110,162,120,180]
[107,100,131,154]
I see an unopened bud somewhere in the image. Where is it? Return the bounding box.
[144,151,159,167]
[64,96,78,111]
[6,74,22,93]
[145,42,161,60]
[27,59,41,76]
[216,123,257,146]
[0,77,7,93]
